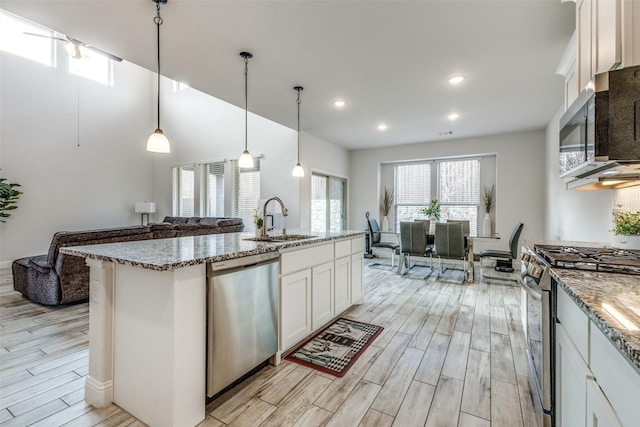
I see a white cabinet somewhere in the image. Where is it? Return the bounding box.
[312,261,334,329]
[279,235,365,352]
[586,379,622,427]
[555,285,640,427]
[577,0,594,92]
[594,0,622,73]
[351,253,364,304]
[334,256,351,314]
[556,323,592,427]
[280,269,312,351]
[590,322,640,427]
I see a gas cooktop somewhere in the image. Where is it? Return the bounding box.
[534,244,640,275]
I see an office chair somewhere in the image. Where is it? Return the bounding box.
[479,222,524,274]
[366,212,400,267]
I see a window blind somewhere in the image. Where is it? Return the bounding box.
[394,163,432,230]
[178,165,195,217]
[204,162,224,217]
[232,158,260,230]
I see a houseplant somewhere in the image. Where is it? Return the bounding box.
[381,186,394,231]
[252,208,264,237]
[0,173,22,223]
[612,210,640,249]
[483,183,495,236]
[421,199,440,221]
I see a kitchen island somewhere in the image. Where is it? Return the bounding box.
[60,230,365,427]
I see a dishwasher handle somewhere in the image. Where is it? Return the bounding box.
[207,252,279,274]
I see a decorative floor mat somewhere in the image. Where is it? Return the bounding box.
[285,318,384,377]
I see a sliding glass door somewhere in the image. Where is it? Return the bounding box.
[311,173,346,233]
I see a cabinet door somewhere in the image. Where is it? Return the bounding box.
[281,269,312,351]
[577,0,593,92]
[334,256,351,314]
[351,253,364,304]
[556,323,592,427]
[586,379,622,427]
[312,262,334,330]
[594,0,621,73]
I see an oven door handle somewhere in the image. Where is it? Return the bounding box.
[519,275,542,300]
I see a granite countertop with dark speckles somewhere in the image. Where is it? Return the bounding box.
[550,268,640,372]
[59,230,365,271]
[524,240,640,372]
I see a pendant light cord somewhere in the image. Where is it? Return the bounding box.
[296,88,301,163]
[244,55,249,151]
[154,2,163,130]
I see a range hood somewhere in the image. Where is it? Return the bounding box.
[566,160,640,190]
[561,65,640,190]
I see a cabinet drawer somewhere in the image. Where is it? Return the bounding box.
[351,236,365,254]
[335,239,351,258]
[281,243,333,275]
[557,286,590,363]
[590,324,640,427]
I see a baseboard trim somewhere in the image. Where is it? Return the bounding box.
[85,376,113,408]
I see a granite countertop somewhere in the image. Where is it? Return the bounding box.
[59,230,366,271]
[550,268,640,372]
[523,240,640,372]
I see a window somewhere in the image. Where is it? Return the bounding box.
[438,159,480,235]
[173,165,195,217]
[394,163,431,231]
[0,11,55,66]
[312,173,347,233]
[393,158,480,235]
[232,159,260,230]
[69,51,112,85]
[203,162,224,217]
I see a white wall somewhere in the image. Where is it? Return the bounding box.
[350,130,547,253]
[544,106,614,243]
[152,84,349,231]
[0,52,154,266]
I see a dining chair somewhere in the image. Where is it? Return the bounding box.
[366,212,400,267]
[434,222,468,280]
[397,221,433,276]
[479,222,524,275]
[446,220,470,235]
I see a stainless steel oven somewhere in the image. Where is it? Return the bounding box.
[520,246,554,427]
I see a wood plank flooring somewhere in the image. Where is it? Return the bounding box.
[0,261,539,426]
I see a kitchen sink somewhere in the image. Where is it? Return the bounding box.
[245,234,317,242]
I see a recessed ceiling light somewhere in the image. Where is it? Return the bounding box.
[448,113,459,120]
[378,123,388,131]
[448,75,464,84]
[334,100,346,107]
[438,131,453,136]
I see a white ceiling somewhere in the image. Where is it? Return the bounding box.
[1,0,575,150]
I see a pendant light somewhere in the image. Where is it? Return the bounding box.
[146,0,170,153]
[292,86,305,177]
[238,51,254,168]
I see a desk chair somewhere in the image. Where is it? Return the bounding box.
[479,222,524,274]
[434,222,468,280]
[366,212,399,267]
[397,221,433,276]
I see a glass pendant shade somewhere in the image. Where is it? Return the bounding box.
[238,149,254,168]
[292,162,304,177]
[147,129,170,153]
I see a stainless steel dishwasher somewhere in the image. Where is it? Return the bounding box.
[206,252,279,398]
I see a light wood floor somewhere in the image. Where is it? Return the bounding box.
[0,261,539,426]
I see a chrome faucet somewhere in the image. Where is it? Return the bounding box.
[262,196,288,237]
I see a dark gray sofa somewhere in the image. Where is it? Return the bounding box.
[12,216,244,305]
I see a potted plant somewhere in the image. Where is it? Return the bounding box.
[483,183,495,236]
[612,210,640,249]
[252,208,264,237]
[0,173,22,223]
[421,199,440,221]
[381,186,394,231]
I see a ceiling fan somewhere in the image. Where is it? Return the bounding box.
[24,32,123,62]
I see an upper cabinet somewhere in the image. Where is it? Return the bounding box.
[560,0,639,108]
